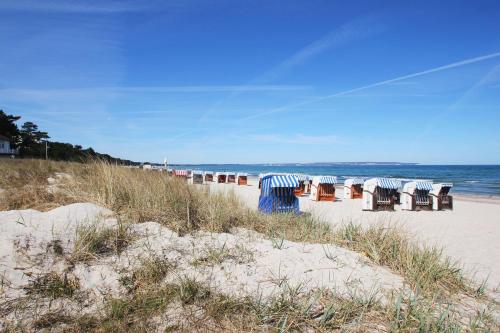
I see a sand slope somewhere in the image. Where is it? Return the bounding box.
[0,203,409,328]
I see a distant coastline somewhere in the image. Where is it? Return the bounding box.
[160,162,419,167]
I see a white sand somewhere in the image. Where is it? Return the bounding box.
[1,201,497,328]
[208,180,500,289]
[0,203,407,328]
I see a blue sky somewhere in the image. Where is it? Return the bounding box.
[1,0,500,164]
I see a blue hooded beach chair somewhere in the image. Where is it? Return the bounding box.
[258,174,300,214]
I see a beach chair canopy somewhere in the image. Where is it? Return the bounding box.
[203,171,213,175]
[215,172,225,177]
[314,175,337,185]
[226,172,236,176]
[415,181,433,190]
[294,174,311,181]
[344,178,364,186]
[431,183,453,194]
[365,178,401,190]
[174,170,188,176]
[192,170,203,175]
[237,172,248,177]
[266,175,299,189]
[403,181,433,192]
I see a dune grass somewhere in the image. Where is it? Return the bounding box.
[333,222,470,297]
[0,159,477,296]
[0,158,77,210]
[60,161,473,297]
[1,159,497,332]
[24,271,80,299]
[70,222,135,263]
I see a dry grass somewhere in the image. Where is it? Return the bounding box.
[5,251,496,332]
[119,255,176,293]
[24,271,80,299]
[333,222,469,297]
[0,158,77,210]
[61,161,472,297]
[1,159,498,332]
[30,279,494,332]
[70,222,135,263]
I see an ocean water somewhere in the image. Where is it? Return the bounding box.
[170,164,500,197]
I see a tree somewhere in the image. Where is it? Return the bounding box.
[0,110,21,147]
[19,121,50,158]
[20,122,50,143]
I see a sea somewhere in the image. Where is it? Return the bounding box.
[169,164,500,197]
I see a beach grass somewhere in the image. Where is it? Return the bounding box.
[0,158,77,210]
[0,159,497,332]
[60,161,472,297]
[70,222,135,263]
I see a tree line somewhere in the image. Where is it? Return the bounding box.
[0,110,140,165]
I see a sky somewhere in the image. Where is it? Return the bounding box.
[1,0,500,164]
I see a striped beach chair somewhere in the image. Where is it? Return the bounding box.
[310,176,337,201]
[258,174,300,214]
[430,183,453,210]
[362,178,401,211]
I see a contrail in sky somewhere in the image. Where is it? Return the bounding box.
[241,51,500,120]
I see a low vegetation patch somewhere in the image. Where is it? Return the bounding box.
[333,222,469,297]
[24,272,79,299]
[31,280,496,332]
[119,255,175,293]
[0,159,77,210]
[70,223,135,263]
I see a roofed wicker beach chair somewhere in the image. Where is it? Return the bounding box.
[430,183,453,210]
[215,172,227,183]
[343,178,364,199]
[173,169,188,180]
[237,172,248,185]
[258,174,300,214]
[401,181,433,210]
[203,171,214,182]
[226,172,236,183]
[190,170,204,184]
[293,174,310,196]
[310,176,337,202]
[362,178,401,211]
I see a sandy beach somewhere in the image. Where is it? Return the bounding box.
[208,178,500,289]
[1,162,498,331]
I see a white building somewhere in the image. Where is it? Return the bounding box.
[0,135,18,157]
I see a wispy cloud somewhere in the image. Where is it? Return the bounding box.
[0,0,151,13]
[249,133,340,145]
[241,51,500,120]
[198,15,386,122]
[256,17,386,82]
[0,85,312,103]
[419,62,500,137]
[113,85,312,93]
